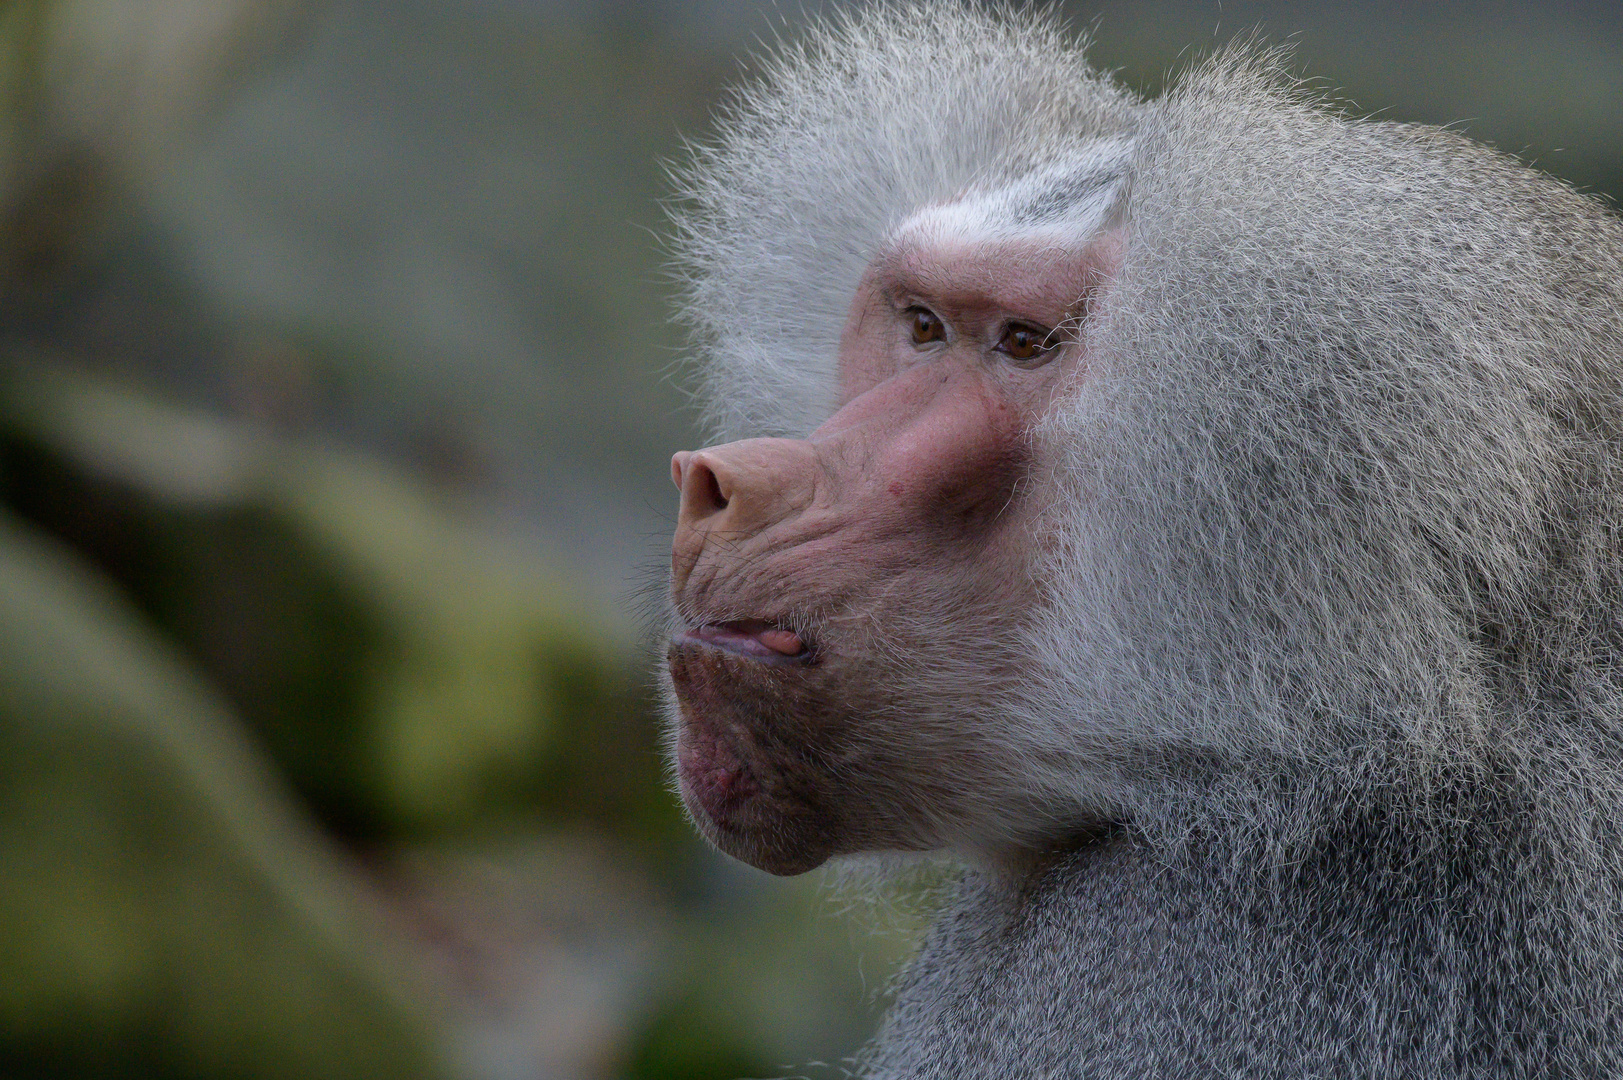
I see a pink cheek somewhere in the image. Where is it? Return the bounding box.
[872,408,1026,522]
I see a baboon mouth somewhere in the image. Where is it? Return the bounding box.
[685,619,812,663]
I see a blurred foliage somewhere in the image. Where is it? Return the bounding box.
[0,359,679,849]
[0,489,442,1079]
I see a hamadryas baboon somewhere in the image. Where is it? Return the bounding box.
[661,4,1623,1074]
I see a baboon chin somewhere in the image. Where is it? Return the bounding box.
[661,3,1623,1075]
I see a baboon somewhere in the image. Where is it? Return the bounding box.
[661,4,1623,1074]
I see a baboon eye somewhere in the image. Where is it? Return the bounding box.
[907,307,946,345]
[996,322,1057,365]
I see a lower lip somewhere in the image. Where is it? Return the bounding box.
[684,623,810,662]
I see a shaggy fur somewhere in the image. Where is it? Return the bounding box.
[668,3,1623,1075]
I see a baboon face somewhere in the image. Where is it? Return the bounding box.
[666,196,1124,874]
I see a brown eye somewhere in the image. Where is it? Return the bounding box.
[908,307,945,345]
[997,322,1056,365]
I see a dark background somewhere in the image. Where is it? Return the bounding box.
[1,2,1618,1077]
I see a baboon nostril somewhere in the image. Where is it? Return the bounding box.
[678,453,730,521]
[702,465,728,511]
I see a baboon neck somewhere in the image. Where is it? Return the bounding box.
[869,804,1623,1077]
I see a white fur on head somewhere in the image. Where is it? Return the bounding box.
[894,138,1135,251]
[668,0,1138,443]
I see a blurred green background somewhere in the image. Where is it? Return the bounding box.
[0,2,1618,1077]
